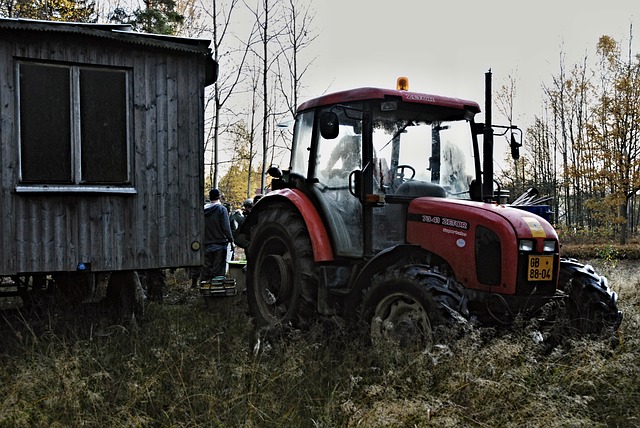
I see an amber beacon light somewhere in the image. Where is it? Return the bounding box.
[396,76,409,91]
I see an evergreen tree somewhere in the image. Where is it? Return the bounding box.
[109,0,184,35]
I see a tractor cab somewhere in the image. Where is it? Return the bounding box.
[279,80,483,258]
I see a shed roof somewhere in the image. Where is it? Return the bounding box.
[0,18,217,85]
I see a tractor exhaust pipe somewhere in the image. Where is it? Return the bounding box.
[482,70,494,202]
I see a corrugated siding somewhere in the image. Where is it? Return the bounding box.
[0,29,205,275]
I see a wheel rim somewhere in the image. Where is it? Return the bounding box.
[255,236,294,324]
[370,292,433,351]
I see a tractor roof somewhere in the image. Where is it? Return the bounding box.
[297,87,481,114]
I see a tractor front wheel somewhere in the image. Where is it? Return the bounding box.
[558,259,622,335]
[246,202,318,331]
[361,265,465,353]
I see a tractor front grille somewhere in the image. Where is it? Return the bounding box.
[475,225,501,286]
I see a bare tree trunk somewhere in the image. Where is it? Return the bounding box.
[211,1,220,188]
[205,0,251,189]
[248,65,260,198]
[261,0,269,194]
[620,202,628,244]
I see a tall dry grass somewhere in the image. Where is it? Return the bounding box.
[1,261,638,427]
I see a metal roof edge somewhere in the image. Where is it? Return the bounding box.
[0,17,212,55]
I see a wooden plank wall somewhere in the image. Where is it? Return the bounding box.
[0,36,10,272]
[0,30,205,275]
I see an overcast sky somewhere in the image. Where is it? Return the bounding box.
[300,0,639,127]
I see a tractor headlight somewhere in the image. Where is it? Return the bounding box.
[519,239,534,252]
[543,240,556,252]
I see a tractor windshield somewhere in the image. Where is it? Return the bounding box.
[372,105,476,199]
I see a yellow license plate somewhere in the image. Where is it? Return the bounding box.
[527,255,554,281]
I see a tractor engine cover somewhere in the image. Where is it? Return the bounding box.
[404,197,559,296]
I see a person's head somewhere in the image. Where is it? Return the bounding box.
[209,188,221,201]
[242,198,253,215]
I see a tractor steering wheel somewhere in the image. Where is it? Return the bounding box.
[396,164,416,182]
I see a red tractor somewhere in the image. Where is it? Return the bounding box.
[237,72,622,348]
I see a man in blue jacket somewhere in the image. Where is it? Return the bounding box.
[201,188,234,282]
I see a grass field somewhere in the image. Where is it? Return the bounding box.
[1,260,638,427]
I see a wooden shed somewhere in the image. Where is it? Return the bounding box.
[0,18,216,282]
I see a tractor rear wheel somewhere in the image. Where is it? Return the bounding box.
[246,202,318,331]
[360,265,465,353]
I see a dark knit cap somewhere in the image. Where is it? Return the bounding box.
[209,188,221,200]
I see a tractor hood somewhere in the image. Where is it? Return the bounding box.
[405,197,559,293]
[407,197,558,242]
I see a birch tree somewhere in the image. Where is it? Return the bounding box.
[543,51,594,230]
[204,0,254,187]
[243,0,285,193]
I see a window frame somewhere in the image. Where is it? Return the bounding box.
[15,60,135,194]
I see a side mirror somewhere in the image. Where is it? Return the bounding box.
[349,169,362,198]
[510,132,521,161]
[267,165,282,179]
[469,179,482,202]
[320,112,339,140]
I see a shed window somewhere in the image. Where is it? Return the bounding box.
[18,62,131,185]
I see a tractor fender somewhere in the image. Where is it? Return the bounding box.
[236,189,334,262]
[344,244,450,317]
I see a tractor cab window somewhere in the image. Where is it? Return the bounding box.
[369,104,476,252]
[315,112,362,185]
[291,110,314,176]
[371,106,475,199]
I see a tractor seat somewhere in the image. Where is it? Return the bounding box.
[395,180,446,198]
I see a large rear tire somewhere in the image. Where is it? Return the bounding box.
[360,265,465,353]
[246,202,318,330]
